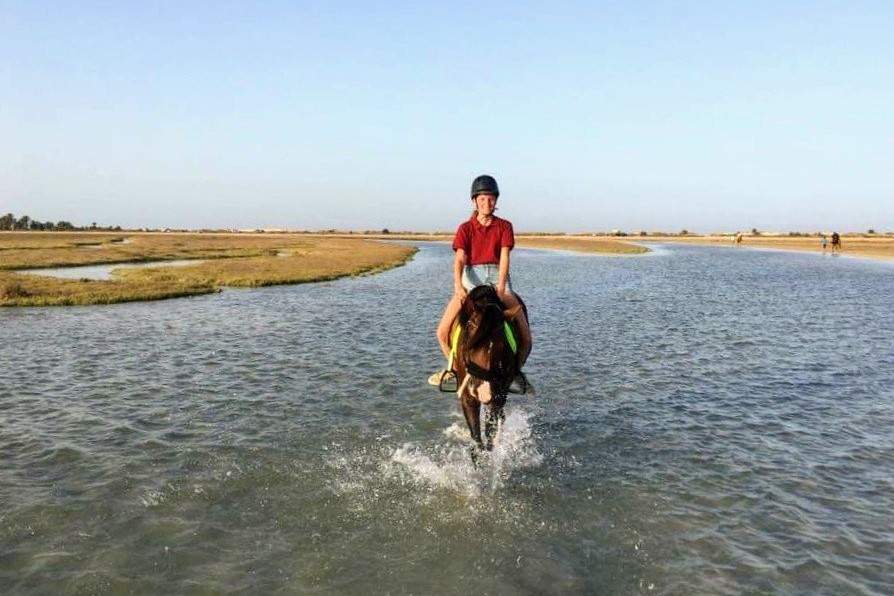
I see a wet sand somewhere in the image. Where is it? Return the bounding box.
[645,235,894,260]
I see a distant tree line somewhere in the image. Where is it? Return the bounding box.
[0,213,121,232]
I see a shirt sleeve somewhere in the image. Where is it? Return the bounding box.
[452,222,470,253]
[501,220,515,249]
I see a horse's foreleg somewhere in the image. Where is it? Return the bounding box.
[483,403,506,451]
[460,392,483,450]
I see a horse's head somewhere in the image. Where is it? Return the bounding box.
[457,285,518,404]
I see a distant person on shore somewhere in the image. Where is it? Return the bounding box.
[831,232,841,254]
[430,174,533,393]
[821,234,828,254]
[734,233,743,246]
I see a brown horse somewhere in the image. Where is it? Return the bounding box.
[439,285,527,460]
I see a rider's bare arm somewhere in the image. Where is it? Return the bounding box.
[497,246,511,295]
[454,248,467,298]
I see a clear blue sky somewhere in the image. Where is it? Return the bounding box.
[3,1,892,232]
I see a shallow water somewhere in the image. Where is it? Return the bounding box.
[2,243,893,595]
[21,259,206,280]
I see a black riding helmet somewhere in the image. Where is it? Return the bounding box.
[471,175,499,198]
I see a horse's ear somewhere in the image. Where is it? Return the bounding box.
[503,305,522,320]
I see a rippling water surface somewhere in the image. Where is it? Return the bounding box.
[2,243,893,595]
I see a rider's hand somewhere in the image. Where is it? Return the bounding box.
[454,285,467,300]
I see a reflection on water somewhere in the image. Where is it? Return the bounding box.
[1,242,893,594]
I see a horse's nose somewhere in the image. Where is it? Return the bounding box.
[477,381,493,404]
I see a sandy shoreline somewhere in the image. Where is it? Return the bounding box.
[639,235,894,260]
[358,232,649,254]
[3,231,891,306]
[375,231,894,260]
[384,232,894,260]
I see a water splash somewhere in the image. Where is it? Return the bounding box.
[391,408,543,497]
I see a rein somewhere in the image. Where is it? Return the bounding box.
[465,359,506,384]
[460,318,517,391]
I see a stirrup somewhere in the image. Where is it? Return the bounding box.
[429,369,457,392]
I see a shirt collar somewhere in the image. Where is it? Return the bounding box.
[470,214,498,229]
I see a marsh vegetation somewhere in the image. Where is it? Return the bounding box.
[0,232,416,306]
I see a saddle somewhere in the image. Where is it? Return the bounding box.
[447,318,518,373]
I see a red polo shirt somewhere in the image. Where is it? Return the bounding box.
[452,215,515,265]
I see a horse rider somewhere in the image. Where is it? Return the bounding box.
[429,174,533,394]
[831,232,841,254]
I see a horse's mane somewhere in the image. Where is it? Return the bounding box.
[460,285,507,351]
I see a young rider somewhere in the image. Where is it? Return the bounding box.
[429,174,533,393]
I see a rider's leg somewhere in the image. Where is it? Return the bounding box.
[436,295,464,362]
